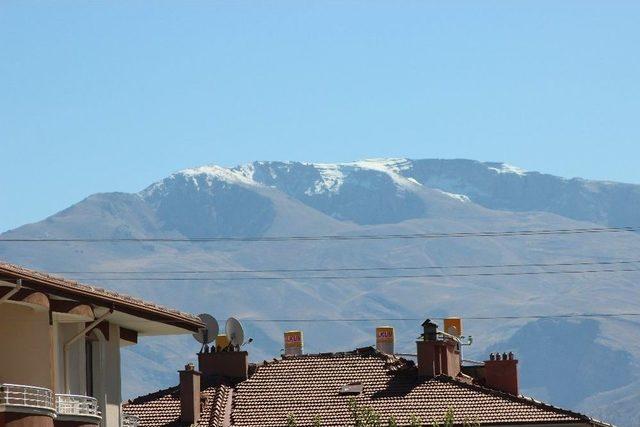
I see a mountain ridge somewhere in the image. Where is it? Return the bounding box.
[2,158,640,426]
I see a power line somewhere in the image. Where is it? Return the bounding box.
[48,259,640,275]
[1,226,639,243]
[109,312,640,326]
[240,312,640,323]
[68,266,640,281]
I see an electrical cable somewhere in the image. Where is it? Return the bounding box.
[65,266,640,281]
[1,225,639,243]
[47,259,640,275]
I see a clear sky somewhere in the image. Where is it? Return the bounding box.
[1,1,639,232]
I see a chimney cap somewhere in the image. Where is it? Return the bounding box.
[422,318,437,327]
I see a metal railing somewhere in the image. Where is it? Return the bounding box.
[0,383,54,410]
[121,413,139,427]
[56,394,101,418]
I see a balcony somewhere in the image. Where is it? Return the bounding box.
[0,383,55,414]
[55,394,100,418]
[121,413,139,427]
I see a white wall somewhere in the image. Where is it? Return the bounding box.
[53,321,86,394]
[104,323,122,427]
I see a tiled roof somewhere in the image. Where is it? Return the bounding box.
[232,348,598,426]
[123,378,233,427]
[0,261,203,331]
[125,347,610,427]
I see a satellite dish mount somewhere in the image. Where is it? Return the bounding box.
[193,314,219,353]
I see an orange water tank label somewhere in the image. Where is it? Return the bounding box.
[376,327,394,343]
[444,318,463,336]
[284,331,303,348]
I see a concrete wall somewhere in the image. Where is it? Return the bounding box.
[1,302,127,427]
[0,304,52,389]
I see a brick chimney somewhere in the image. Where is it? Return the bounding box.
[484,352,519,395]
[416,319,461,378]
[179,363,201,425]
[198,349,249,380]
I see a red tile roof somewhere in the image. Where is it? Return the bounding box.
[0,261,203,332]
[124,378,233,427]
[124,347,610,427]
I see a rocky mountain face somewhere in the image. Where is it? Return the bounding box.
[1,158,639,426]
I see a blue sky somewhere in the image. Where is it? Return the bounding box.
[1,1,639,232]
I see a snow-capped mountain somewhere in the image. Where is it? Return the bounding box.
[2,158,640,426]
[142,158,640,228]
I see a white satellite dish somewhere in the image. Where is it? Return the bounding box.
[193,313,219,345]
[225,317,245,349]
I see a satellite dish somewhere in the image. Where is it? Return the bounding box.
[193,313,219,345]
[225,317,245,349]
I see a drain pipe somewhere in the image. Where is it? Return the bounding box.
[0,279,22,304]
[64,308,113,393]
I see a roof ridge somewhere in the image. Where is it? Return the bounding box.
[124,376,236,406]
[277,346,396,360]
[433,375,612,427]
[126,384,179,404]
[249,346,405,374]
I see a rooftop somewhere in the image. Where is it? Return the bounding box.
[0,261,203,334]
[125,378,232,427]
[123,347,609,427]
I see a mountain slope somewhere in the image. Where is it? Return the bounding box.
[1,158,639,426]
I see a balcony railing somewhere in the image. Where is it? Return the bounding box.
[121,413,139,427]
[0,383,54,411]
[56,394,101,419]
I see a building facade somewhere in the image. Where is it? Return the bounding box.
[0,262,204,427]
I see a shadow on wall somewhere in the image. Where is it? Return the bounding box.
[491,319,633,408]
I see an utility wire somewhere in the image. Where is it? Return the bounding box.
[240,312,640,323]
[69,266,640,281]
[1,226,639,243]
[48,259,640,275]
[118,312,640,325]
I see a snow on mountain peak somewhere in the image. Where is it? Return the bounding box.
[143,158,531,200]
[355,157,413,172]
[179,164,256,186]
[487,163,527,176]
[301,158,419,195]
[347,158,420,189]
[436,189,470,203]
[304,163,345,195]
[141,164,259,197]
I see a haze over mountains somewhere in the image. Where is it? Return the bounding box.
[2,158,640,426]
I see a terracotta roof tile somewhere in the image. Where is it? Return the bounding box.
[231,349,597,426]
[126,348,610,427]
[123,378,233,427]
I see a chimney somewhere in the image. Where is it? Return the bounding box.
[484,352,519,395]
[416,319,461,378]
[198,348,249,380]
[179,363,201,425]
[284,330,303,356]
[375,326,394,354]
